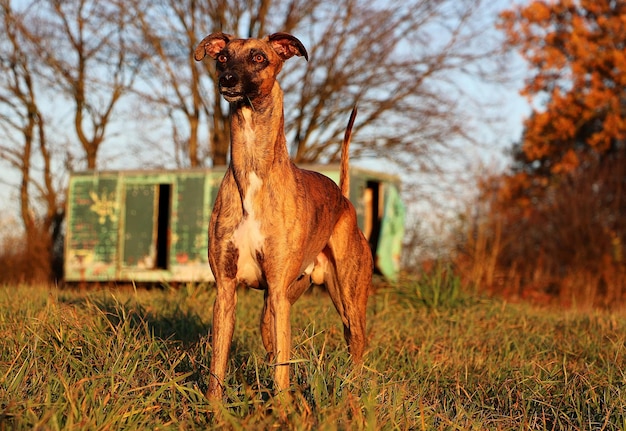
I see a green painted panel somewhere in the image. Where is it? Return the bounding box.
[208,171,226,206]
[172,175,207,266]
[65,176,119,280]
[122,184,157,267]
[377,184,405,280]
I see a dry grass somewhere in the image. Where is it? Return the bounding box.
[1,279,626,430]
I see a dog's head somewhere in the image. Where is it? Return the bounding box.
[194,32,308,104]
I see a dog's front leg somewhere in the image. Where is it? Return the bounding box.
[269,289,292,392]
[207,278,237,400]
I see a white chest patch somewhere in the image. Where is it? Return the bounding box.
[232,172,265,285]
[241,107,255,148]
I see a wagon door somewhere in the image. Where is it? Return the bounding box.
[121,183,171,270]
[377,184,405,281]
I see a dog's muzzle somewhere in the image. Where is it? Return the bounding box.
[219,72,244,102]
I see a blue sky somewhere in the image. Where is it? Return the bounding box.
[0,0,532,241]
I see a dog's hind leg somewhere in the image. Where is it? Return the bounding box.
[260,290,275,361]
[325,229,372,362]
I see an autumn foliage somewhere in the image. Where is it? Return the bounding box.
[501,0,626,173]
[458,0,626,306]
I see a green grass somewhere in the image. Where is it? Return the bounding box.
[1,278,625,430]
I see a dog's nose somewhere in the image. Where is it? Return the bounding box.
[219,72,239,89]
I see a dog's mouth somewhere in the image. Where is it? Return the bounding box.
[219,88,245,103]
[219,81,261,104]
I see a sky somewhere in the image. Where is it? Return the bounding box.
[0,0,532,243]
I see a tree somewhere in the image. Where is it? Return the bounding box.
[132,0,504,170]
[499,0,626,176]
[459,0,626,305]
[497,0,626,220]
[19,0,145,170]
[132,0,215,167]
[0,0,508,281]
[0,0,63,281]
[0,0,144,282]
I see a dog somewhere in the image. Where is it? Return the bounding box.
[194,32,373,400]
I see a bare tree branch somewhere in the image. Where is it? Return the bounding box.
[0,0,63,280]
[17,0,144,169]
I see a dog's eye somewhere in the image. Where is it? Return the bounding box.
[253,54,265,63]
[217,54,228,63]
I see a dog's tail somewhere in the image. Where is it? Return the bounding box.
[340,106,357,199]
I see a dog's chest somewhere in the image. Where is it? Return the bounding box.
[231,171,265,286]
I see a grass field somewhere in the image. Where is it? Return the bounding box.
[1,275,626,430]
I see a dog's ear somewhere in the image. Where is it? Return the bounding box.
[267,33,308,62]
[194,32,234,61]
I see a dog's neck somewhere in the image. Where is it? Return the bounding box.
[229,83,290,178]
